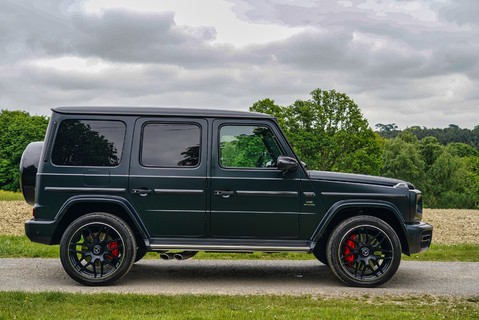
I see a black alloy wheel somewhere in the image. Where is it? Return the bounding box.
[60,213,136,286]
[327,215,401,287]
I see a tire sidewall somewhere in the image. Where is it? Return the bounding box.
[60,212,137,286]
[326,215,402,287]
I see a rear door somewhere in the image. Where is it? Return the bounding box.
[129,118,207,238]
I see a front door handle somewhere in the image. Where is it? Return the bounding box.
[214,190,235,198]
[132,188,152,196]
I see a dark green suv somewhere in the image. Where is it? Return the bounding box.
[20,107,432,287]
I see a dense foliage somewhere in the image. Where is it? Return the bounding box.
[251,89,383,175]
[2,98,478,208]
[381,133,479,208]
[378,123,479,150]
[0,110,48,191]
[252,89,479,209]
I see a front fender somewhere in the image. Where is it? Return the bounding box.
[310,199,407,244]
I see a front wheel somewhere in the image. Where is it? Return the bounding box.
[326,216,401,287]
[60,213,137,286]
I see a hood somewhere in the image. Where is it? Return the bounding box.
[308,170,414,189]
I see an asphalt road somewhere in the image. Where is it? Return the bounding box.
[0,258,478,296]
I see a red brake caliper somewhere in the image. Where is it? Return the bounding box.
[344,234,357,266]
[107,241,119,259]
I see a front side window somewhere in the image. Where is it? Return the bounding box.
[52,120,126,166]
[141,123,201,167]
[220,125,283,168]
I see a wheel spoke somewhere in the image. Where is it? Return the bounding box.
[69,249,87,255]
[368,261,380,277]
[364,227,369,244]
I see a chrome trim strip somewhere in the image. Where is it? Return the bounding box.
[129,175,205,179]
[150,244,310,252]
[236,191,298,197]
[45,187,126,193]
[321,192,407,199]
[154,189,204,195]
[211,210,299,215]
[147,210,205,213]
[213,177,301,181]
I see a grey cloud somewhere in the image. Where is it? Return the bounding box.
[69,10,228,66]
[432,0,479,26]
[1,0,478,130]
[0,1,236,67]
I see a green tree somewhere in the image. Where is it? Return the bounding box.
[381,132,426,191]
[419,136,444,170]
[427,152,478,208]
[0,110,49,191]
[251,89,382,175]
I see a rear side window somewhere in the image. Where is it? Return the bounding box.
[52,120,126,166]
[141,123,201,167]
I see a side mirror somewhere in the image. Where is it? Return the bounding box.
[277,155,298,172]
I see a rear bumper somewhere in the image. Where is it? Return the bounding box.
[404,222,433,254]
[25,219,56,245]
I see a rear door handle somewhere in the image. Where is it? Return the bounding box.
[132,188,152,196]
[214,190,235,198]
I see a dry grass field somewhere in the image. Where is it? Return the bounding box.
[1,201,477,244]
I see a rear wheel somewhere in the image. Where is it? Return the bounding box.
[326,215,401,287]
[60,213,136,286]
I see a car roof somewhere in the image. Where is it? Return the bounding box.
[52,106,273,119]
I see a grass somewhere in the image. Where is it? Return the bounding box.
[0,292,478,320]
[0,190,23,201]
[1,235,478,262]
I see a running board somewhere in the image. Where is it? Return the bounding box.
[149,243,311,253]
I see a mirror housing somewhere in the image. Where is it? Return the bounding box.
[277,156,298,172]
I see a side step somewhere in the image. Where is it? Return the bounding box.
[150,242,311,253]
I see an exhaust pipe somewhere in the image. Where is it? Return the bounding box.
[159,252,174,260]
[173,251,198,260]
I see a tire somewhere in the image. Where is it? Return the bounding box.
[326,215,401,287]
[60,213,137,286]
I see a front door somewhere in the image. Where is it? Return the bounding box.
[210,120,301,239]
[129,118,207,238]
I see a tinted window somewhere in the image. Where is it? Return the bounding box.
[220,125,283,168]
[52,120,126,166]
[141,123,200,167]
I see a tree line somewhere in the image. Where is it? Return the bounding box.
[251,89,479,209]
[1,91,478,208]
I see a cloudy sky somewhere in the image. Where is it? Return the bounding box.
[1,0,478,129]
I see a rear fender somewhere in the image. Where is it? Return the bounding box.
[52,195,150,242]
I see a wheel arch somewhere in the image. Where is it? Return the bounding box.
[311,200,410,255]
[51,196,149,247]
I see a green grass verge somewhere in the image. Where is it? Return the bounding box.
[0,292,478,320]
[0,190,23,201]
[1,235,478,262]
[0,235,59,258]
